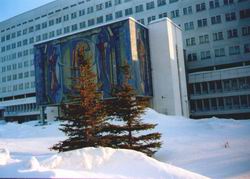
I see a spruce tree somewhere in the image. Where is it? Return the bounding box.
[105,64,162,156]
[52,58,109,152]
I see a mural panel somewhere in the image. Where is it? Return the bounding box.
[34,19,152,105]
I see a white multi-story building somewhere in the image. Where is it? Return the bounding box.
[0,0,250,120]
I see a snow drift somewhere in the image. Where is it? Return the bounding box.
[38,147,208,178]
[0,108,250,178]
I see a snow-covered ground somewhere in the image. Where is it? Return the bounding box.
[0,109,250,178]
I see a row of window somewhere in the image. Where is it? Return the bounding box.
[1,81,35,93]
[5,103,39,113]
[1,71,35,83]
[184,13,240,31]
[190,95,250,113]
[1,60,33,73]
[185,27,249,47]
[189,76,250,95]
[1,49,34,63]
[187,43,250,61]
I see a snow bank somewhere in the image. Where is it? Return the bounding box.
[0,148,10,165]
[0,108,250,178]
[39,147,207,178]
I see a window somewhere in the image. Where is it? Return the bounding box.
[213,32,224,41]
[36,35,41,42]
[183,6,192,15]
[79,9,85,16]
[159,12,167,18]
[197,18,207,27]
[24,71,29,78]
[186,37,196,46]
[105,1,112,8]
[56,17,62,24]
[35,24,41,31]
[49,31,55,38]
[106,14,113,21]
[244,44,250,53]
[148,16,156,23]
[138,18,145,24]
[211,15,222,24]
[115,10,123,18]
[225,12,236,21]
[215,48,225,57]
[71,24,78,31]
[224,0,234,5]
[23,50,28,56]
[12,43,16,49]
[209,0,220,9]
[18,73,23,79]
[56,29,62,36]
[157,0,166,6]
[42,33,48,40]
[17,41,21,47]
[79,21,86,29]
[63,15,69,21]
[19,84,23,90]
[229,46,240,55]
[87,7,94,14]
[171,9,179,18]
[114,0,121,5]
[125,8,133,16]
[29,37,34,44]
[97,16,103,24]
[227,29,238,38]
[187,53,197,61]
[49,19,54,26]
[23,39,28,46]
[242,26,250,36]
[88,19,95,26]
[196,3,206,12]
[96,3,103,11]
[1,36,5,42]
[64,26,70,33]
[169,0,178,3]
[184,22,194,31]
[17,30,21,37]
[71,12,77,19]
[199,34,209,44]
[23,28,27,35]
[200,51,211,60]
[1,46,5,52]
[42,22,47,29]
[146,2,155,10]
[11,32,16,39]
[13,74,17,80]
[240,9,250,19]
[135,4,143,13]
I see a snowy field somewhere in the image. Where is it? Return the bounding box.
[0,109,250,178]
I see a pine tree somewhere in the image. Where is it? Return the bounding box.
[105,64,162,156]
[52,58,109,152]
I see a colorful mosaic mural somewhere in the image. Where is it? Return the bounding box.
[34,19,152,105]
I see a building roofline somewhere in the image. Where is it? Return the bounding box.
[149,17,183,31]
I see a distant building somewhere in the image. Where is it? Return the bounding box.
[0,0,249,120]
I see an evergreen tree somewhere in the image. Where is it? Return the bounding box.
[105,64,162,156]
[52,58,109,152]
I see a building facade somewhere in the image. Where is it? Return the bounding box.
[0,0,250,120]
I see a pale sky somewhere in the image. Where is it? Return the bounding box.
[0,0,55,22]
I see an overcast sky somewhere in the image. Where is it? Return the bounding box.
[0,0,55,22]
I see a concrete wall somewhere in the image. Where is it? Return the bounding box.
[148,18,189,117]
